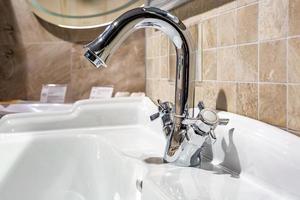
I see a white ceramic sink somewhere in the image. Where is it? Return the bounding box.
[0,132,149,200]
[0,97,299,200]
[0,98,155,133]
[0,104,72,119]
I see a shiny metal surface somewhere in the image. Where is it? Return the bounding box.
[84,7,228,166]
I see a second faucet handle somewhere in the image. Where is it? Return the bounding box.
[150,99,174,121]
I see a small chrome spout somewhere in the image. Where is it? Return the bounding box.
[83,7,226,167]
[84,49,107,68]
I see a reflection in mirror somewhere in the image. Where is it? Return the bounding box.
[26,0,144,28]
[26,0,194,29]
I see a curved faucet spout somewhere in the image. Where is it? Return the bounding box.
[84,7,194,165]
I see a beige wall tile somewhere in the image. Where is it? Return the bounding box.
[24,43,72,100]
[218,47,237,81]
[160,34,169,57]
[146,79,153,100]
[238,0,257,7]
[288,85,300,132]
[288,38,300,83]
[169,38,176,55]
[216,1,237,14]
[237,83,258,119]
[237,4,258,44]
[236,44,258,81]
[157,80,171,102]
[143,0,299,133]
[188,25,199,51]
[146,37,153,59]
[259,0,288,40]
[146,59,154,79]
[203,50,217,80]
[169,54,176,81]
[259,40,286,82]
[202,18,217,49]
[218,11,237,46]
[195,82,218,109]
[169,83,175,103]
[153,35,160,57]
[289,0,300,36]
[216,83,237,112]
[160,56,169,79]
[146,58,159,79]
[0,45,27,100]
[71,64,145,101]
[259,84,286,127]
[71,43,95,71]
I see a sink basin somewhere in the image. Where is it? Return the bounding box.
[0,132,149,200]
[0,97,299,200]
[0,98,157,133]
[0,103,72,119]
[1,103,72,113]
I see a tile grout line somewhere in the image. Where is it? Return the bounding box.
[257,0,261,120]
[286,0,290,131]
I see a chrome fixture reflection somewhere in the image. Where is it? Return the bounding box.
[84,7,229,166]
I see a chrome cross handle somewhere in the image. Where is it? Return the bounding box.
[151,100,229,166]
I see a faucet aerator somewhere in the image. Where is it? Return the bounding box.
[84,49,107,69]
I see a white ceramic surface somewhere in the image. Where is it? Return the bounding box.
[0,97,299,200]
[0,98,157,133]
[0,103,72,114]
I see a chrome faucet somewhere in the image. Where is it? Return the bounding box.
[84,7,228,167]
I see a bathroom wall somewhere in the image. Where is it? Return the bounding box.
[145,0,300,136]
[0,0,145,102]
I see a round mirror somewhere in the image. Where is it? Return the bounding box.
[26,0,144,29]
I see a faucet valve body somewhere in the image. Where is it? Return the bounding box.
[151,100,229,166]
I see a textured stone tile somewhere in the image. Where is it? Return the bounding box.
[218,11,236,46]
[71,65,145,101]
[259,84,286,127]
[236,44,258,81]
[0,1,21,45]
[216,83,237,112]
[169,38,176,55]
[24,43,72,101]
[160,56,169,79]
[237,83,258,119]
[188,24,199,51]
[145,79,154,99]
[157,80,171,102]
[203,50,217,80]
[238,0,257,7]
[259,40,286,82]
[169,54,176,81]
[218,47,237,81]
[71,43,94,71]
[289,0,300,36]
[217,1,237,14]
[169,83,175,103]
[202,18,217,49]
[259,0,288,40]
[195,82,218,109]
[288,85,300,132]
[237,4,258,44]
[288,37,300,83]
[160,34,169,57]
[0,45,26,100]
